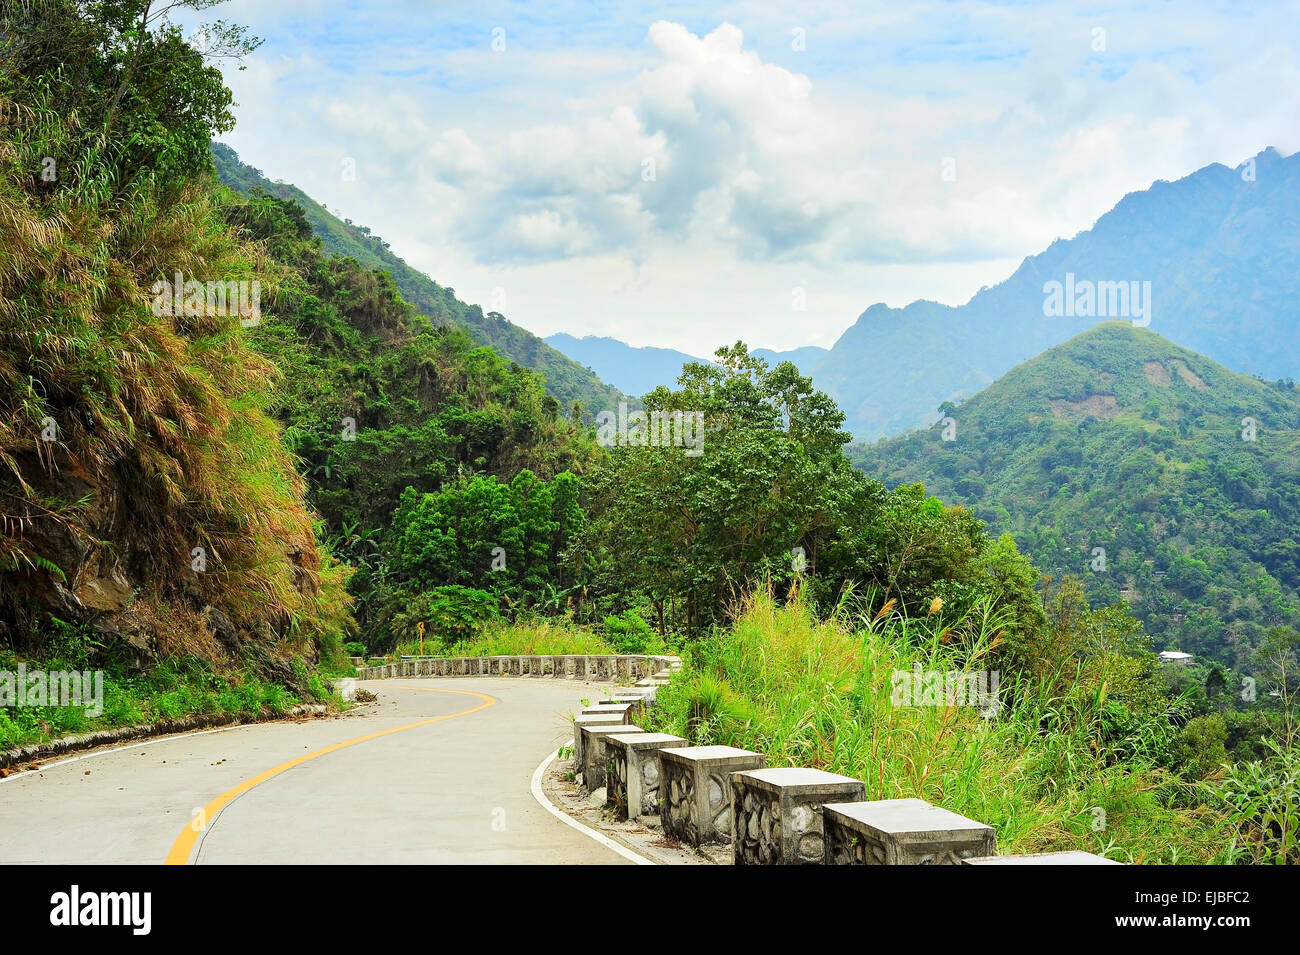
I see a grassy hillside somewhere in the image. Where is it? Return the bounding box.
[212,143,627,420]
[646,592,1239,863]
[0,5,355,741]
[854,323,1300,667]
[216,186,602,646]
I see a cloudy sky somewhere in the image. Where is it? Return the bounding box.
[192,0,1300,356]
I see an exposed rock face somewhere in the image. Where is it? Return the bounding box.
[6,453,138,634]
[1,448,316,687]
[202,606,239,652]
[71,549,134,612]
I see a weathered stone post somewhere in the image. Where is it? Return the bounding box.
[822,798,995,865]
[606,733,688,821]
[579,723,645,790]
[598,694,650,719]
[731,768,865,865]
[659,746,765,846]
[571,713,627,767]
[581,702,632,722]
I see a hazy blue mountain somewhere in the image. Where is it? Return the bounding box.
[752,346,828,374]
[543,335,830,399]
[543,334,709,399]
[812,147,1300,441]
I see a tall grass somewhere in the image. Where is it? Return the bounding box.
[645,589,1235,863]
[396,617,615,657]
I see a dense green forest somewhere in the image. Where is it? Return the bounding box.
[223,185,601,643]
[854,323,1300,670]
[1,0,1296,863]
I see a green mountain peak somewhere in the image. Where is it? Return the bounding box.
[856,325,1300,667]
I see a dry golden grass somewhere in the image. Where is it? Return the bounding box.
[0,98,351,665]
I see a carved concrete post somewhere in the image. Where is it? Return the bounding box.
[731,768,865,865]
[659,746,765,846]
[606,733,688,821]
[822,798,995,865]
[579,723,645,790]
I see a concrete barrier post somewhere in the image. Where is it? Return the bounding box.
[606,733,689,821]
[598,694,649,719]
[571,713,627,768]
[581,702,632,722]
[659,746,765,846]
[822,798,995,865]
[579,723,645,790]
[731,768,866,865]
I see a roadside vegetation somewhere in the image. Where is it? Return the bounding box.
[0,2,1294,864]
[0,620,347,753]
[643,588,1247,863]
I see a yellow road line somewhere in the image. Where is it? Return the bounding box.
[164,686,496,865]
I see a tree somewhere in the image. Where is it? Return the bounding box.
[575,343,1047,640]
[1173,714,1229,780]
[391,586,500,647]
[1254,626,1300,748]
[1,1,261,197]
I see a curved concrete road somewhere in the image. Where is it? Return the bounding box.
[0,679,629,864]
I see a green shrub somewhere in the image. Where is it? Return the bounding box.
[601,609,667,654]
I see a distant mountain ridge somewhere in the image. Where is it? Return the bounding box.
[815,147,1300,440]
[752,346,829,373]
[551,148,1300,442]
[543,333,827,399]
[211,143,626,418]
[543,334,709,399]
